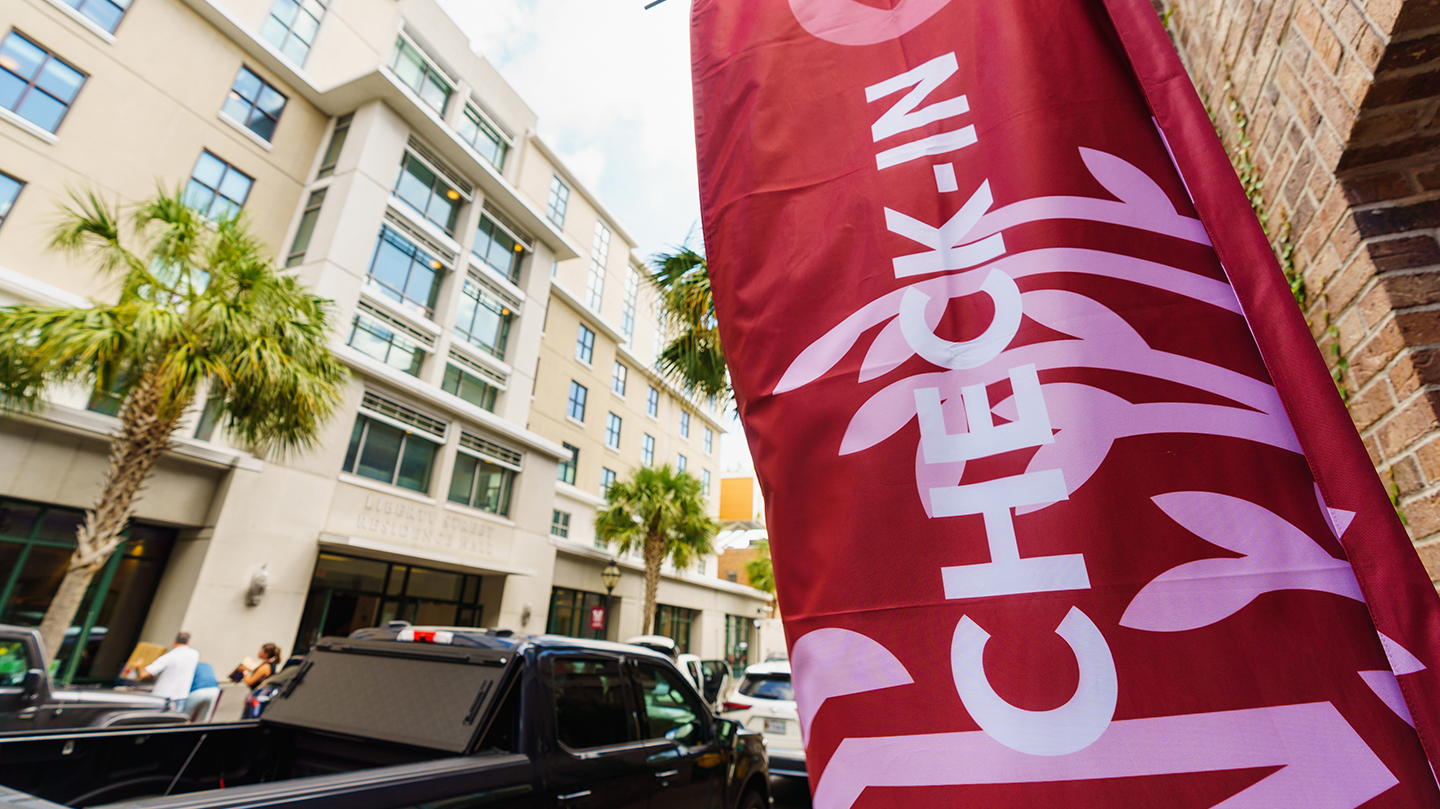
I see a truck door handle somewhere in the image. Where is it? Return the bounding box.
[556,790,592,801]
[654,769,679,779]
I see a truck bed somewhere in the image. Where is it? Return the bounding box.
[0,722,531,809]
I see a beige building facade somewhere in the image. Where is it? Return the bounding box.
[0,0,765,685]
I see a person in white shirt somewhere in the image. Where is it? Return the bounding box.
[128,632,200,712]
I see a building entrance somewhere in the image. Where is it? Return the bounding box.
[293,553,491,654]
[0,497,175,683]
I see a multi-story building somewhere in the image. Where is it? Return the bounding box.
[522,143,761,660]
[0,0,765,685]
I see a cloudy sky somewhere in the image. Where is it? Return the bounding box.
[434,0,702,260]
[435,0,755,474]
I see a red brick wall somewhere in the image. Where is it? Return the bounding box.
[1159,0,1440,578]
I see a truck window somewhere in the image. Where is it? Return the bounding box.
[632,662,704,746]
[553,658,634,749]
[0,641,28,687]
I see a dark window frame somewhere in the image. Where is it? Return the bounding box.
[567,381,588,423]
[0,32,87,134]
[221,65,287,142]
[286,187,326,267]
[342,413,439,493]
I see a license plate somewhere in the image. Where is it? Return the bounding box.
[762,718,787,734]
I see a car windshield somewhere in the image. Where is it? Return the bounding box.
[738,674,793,701]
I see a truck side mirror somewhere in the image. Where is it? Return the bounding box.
[715,717,738,749]
[22,669,48,703]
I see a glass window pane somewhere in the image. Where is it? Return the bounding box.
[1,36,47,81]
[256,85,286,116]
[17,92,67,132]
[313,553,387,592]
[449,453,478,505]
[192,152,225,187]
[292,10,320,43]
[270,0,301,26]
[553,658,632,749]
[217,169,252,205]
[370,235,412,294]
[343,417,364,472]
[0,72,26,111]
[403,261,439,309]
[405,567,461,601]
[281,37,309,64]
[221,94,251,124]
[247,113,277,142]
[232,68,262,101]
[633,663,702,745]
[396,437,435,492]
[36,60,84,103]
[356,419,403,482]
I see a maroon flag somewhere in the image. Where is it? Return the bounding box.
[691,0,1440,805]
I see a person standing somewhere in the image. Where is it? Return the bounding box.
[127,632,199,712]
[185,660,221,722]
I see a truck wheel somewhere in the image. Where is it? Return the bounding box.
[739,788,766,809]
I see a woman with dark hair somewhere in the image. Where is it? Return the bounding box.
[232,643,282,689]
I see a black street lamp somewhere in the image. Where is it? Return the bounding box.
[601,559,621,639]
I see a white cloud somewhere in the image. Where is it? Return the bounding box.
[435,0,702,260]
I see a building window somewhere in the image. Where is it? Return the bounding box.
[646,386,659,418]
[558,443,578,485]
[261,0,327,65]
[600,467,616,497]
[612,362,627,395]
[703,427,713,454]
[59,0,131,34]
[459,104,507,169]
[551,510,571,538]
[575,324,595,364]
[725,613,754,668]
[0,172,22,231]
[655,604,696,654]
[448,453,514,515]
[676,454,687,472]
[343,414,438,493]
[547,587,605,640]
[586,222,610,310]
[546,175,569,226]
[367,226,443,317]
[394,153,461,235]
[0,500,176,683]
[184,152,253,221]
[567,381,587,422]
[702,469,711,496]
[286,188,325,267]
[390,35,451,114]
[442,364,497,412]
[193,394,224,441]
[317,112,351,178]
[221,66,287,142]
[347,312,424,376]
[454,277,512,359]
[605,413,622,449]
[474,214,523,283]
[0,34,85,134]
[679,411,690,438]
[622,269,639,342]
[642,434,654,466]
[725,571,737,583]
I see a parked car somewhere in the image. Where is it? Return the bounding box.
[0,625,772,809]
[722,661,805,778]
[0,624,188,733]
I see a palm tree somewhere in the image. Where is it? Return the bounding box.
[0,188,348,664]
[745,540,775,596]
[647,247,729,401]
[594,465,718,635]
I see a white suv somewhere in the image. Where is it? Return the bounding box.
[720,661,805,778]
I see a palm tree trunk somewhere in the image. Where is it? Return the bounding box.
[36,373,183,665]
[641,535,664,635]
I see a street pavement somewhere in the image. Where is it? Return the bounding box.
[770,775,812,808]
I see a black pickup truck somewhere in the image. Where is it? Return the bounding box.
[0,626,771,809]
[0,625,187,731]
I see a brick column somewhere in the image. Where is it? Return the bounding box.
[1161,0,1440,580]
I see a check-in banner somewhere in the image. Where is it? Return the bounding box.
[691,0,1440,805]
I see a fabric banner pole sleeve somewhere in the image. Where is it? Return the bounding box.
[1101,0,1440,769]
[691,0,1440,804]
